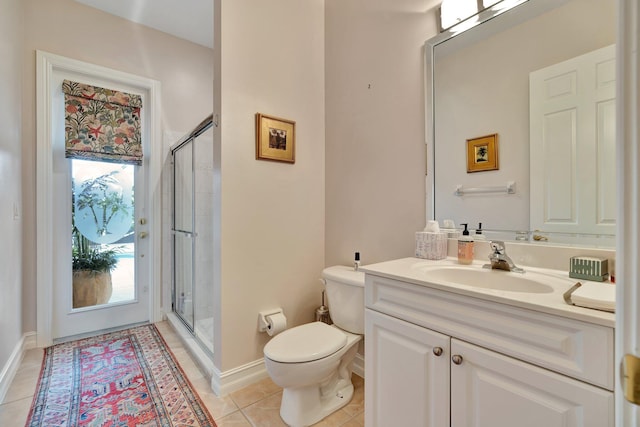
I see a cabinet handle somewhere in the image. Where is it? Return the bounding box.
[451,354,463,365]
[433,347,443,357]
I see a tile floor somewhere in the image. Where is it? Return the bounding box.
[0,321,365,426]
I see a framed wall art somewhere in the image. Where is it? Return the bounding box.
[466,133,498,173]
[255,113,296,164]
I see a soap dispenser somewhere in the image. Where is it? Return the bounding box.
[474,222,486,241]
[458,223,474,265]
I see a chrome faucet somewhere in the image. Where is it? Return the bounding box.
[483,240,525,273]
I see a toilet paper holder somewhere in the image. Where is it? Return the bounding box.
[258,309,285,333]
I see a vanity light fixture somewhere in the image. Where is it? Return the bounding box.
[487,0,529,12]
[439,0,529,33]
[439,0,478,31]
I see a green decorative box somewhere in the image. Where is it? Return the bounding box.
[569,256,609,282]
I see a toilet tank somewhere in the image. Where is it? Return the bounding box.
[322,266,365,334]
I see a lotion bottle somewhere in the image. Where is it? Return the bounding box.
[457,223,474,265]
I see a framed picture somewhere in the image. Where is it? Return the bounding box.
[255,113,295,164]
[466,133,498,173]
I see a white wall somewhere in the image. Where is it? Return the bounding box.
[216,0,326,371]
[325,0,438,267]
[0,0,24,372]
[21,0,214,333]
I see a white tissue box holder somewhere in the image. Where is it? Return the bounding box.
[415,231,447,260]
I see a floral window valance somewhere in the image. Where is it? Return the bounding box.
[63,80,143,166]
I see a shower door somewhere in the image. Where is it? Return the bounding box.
[172,118,214,355]
[173,142,195,329]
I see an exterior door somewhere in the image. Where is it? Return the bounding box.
[43,57,153,341]
[51,158,150,339]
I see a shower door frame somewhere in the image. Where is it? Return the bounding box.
[170,116,214,336]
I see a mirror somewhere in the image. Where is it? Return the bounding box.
[426,0,616,246]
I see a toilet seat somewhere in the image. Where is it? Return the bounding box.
[264,322,347,363]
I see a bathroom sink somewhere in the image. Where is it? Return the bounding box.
[415,266,554,294]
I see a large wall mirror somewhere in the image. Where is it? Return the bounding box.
[425,0,616,247]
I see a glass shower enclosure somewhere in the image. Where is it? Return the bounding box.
[171,115,214,356]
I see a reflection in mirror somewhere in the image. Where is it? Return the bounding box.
[426,0,616,247]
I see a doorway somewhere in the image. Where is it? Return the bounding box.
[36,51,162,346]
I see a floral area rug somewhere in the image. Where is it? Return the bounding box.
[26,324,216,426]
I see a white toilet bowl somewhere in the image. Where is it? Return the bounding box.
[264,322,361,427]
[263,265,365,427]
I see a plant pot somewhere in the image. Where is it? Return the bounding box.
[72,270,113,308]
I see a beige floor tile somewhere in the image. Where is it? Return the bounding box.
[351,374,364,389]
[20,348,44,369]
[340,379,364,417]
[311,406,353,426]
[2,349,43,404]
[3,371,39,405]
[171,347,206,381]
[310,375,365,427]
[215,410,253,426]
[162,335,187,353]
[353,411,365,425]
[241,392,287,427]
[230,377,282,408]
[189,376,239,420]
[0,396,33,426]
[155,322,186,349]
[340,413,365,427]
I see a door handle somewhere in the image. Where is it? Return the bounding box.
[139,231,148,239]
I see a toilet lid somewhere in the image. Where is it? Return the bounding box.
[264,322,347,363]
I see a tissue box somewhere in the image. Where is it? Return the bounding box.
[415,232,447,260]
[569,256,609,282]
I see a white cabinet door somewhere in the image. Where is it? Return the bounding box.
[365,309,450,427]
[451,339,613,427]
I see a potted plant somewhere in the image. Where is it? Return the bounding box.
[72,170,131,308]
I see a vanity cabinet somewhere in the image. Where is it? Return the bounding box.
[364,274,614,427]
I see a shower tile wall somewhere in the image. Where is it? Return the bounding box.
[194,127,214,354]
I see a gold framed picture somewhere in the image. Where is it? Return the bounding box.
[466,133,498,173]
[255,113,295,164]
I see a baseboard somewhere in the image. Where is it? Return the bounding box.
[353,352,365,379]
[211,358,269,397]
[0,332,36,403]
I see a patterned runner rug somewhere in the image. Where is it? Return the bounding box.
[26,324,216,426]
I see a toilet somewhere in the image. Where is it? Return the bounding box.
[263,266,365,427]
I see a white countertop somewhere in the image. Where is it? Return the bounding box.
[361,257,615,328]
